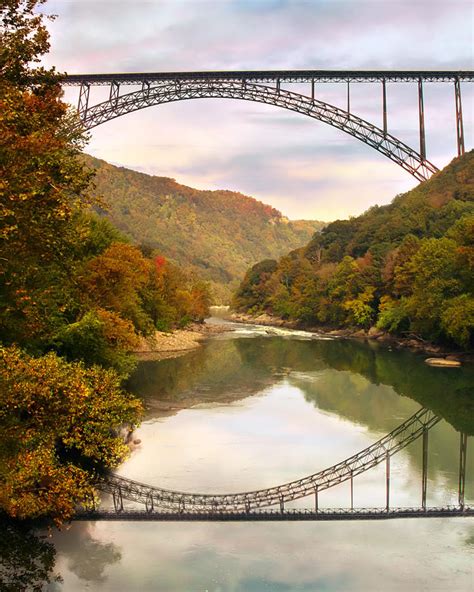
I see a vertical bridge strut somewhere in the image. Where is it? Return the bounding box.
[109,80,120,104]
[78,82,90,114]
[459,433,468,510]
[386,452,390,512]
[418,78,426,161]
[422,427,429,510]
[455,78,465,156]
[382,79,388,135]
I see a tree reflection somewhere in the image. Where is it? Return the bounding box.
[52,522,121,585]
[0,516,60,592]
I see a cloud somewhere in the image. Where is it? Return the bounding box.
[44,0,473,72]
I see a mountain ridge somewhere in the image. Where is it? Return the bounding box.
[84,154,324,302]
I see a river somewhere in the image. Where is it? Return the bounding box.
[46,319,473,591]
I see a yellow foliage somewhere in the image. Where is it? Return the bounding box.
[0,346,143,524]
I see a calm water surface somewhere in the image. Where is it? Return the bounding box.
[47,321,473,591]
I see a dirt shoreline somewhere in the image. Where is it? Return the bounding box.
[228,312,473,364]
[132,322,232,361]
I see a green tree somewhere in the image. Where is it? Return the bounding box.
[403,238,463,339]
[232,259,277,313]
[440,295,474,348]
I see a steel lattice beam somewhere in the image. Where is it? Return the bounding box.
[74,506,474,521]
[63,70,474,86]
[75,80,439,181]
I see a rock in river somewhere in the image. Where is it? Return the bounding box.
[425,357,461,367]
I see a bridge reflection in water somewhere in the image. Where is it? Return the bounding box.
[75,407,472,521]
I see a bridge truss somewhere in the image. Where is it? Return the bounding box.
[75,407,472,521]
[63,70,473,182]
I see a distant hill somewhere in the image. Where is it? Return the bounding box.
[84,155,324,302]
[302,150,474,262]
[233,151,474,349]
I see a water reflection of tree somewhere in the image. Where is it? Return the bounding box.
[234,337,474,435]
[52,522,121,585]
[0,517,60,592]
[127,339,278,418]
[0,519,122,590]
[129,335,474,433]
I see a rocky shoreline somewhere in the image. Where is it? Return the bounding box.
[132,321,232,361]
[129,313,471,365]
[228,312,472,365]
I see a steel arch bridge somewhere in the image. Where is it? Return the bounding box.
[63,70,473,183]
[76,407,472,521]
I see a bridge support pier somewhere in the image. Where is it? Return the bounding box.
[314,486,319,513]
[346,81,351,117]
[422,428,429,511]
[350,470,354,510]
[382,79,388,135]
[459,433,468,510]
[454,78,465,156]
[386,453,390,512]
[311,79,315,101]
[418,78,426,161]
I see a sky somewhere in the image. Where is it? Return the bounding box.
[43,0,473,221]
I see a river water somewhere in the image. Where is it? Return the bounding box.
[46,320,473,591]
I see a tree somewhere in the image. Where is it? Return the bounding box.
[441,295,474,348]
[403,237,463,339]
[0,1,146,526]
[232,259,277,312]
[233,152,473,346]
[344,286,376,328]
[0,346,142,523]
[79,242,154,334]
[1,0,94,347]
[52,308,140,378]
[0,516,60,591]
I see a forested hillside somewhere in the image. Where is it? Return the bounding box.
[233,151,474,349]
[85,155,323,302]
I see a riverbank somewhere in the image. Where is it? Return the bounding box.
[229,311,473,363]
[132,322,232,361]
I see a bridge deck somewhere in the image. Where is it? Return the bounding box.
[74,507,473,521]
[63,70,474,86]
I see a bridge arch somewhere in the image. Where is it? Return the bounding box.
[98,407,443,514]
[79,80,439,182]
